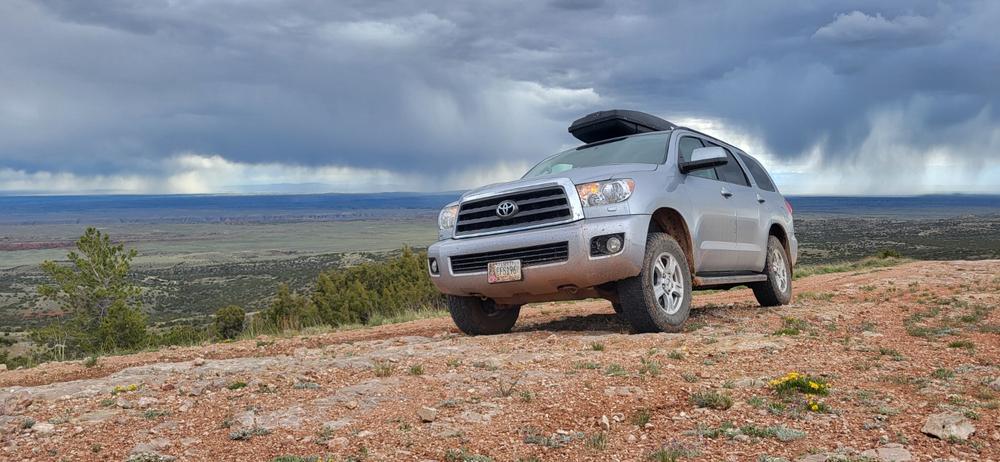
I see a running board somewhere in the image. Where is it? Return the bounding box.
[693,273,767,287]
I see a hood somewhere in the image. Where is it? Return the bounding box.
[462,163,658,199]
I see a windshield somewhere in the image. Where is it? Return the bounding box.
[523,132,669,178]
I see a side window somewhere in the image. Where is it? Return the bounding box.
[677,136,703,163]
[677,136,717,180]
[708,143,750,186]
[738,153,777,192]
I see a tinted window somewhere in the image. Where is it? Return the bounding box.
[524,133,669,178]
[738,153,777,192]
[677,136,718,180]
[708,143,749,186]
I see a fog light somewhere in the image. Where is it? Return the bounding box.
[605,236,623,254]
[429,258,439,275]
[590,233,625,256]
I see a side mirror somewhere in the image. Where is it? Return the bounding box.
[679,146,728,173]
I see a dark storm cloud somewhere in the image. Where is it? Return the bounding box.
[1,0,998,190]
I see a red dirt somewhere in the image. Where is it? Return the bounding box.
[1,260,998,461]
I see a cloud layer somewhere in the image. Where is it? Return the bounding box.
[1,1,998,194]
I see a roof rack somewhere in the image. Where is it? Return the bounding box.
[568,109,676,144]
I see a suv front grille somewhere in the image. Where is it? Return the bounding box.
[454,186,573,236]
[450,242,569,274]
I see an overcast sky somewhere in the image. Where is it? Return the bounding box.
[1,0,999,195]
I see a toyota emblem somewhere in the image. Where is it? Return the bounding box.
[496,200,519,218]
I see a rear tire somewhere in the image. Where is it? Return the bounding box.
[617,233,692,333]
[447,295,520,335]
[751,236,792,306]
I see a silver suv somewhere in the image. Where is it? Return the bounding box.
[428,110,797,335]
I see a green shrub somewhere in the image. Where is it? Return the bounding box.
[157,325,206,347]
[262,284,321,331]
[214,305,246,340]
[311,248,445,326]
[875,249,902,259]
[690,390,733,410]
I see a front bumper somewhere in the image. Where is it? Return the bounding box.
[428,214,650,305]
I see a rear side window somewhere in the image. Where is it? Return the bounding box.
[740,154,778,192]
[677,136,718,180]
[708,143,750,187]
[738,153,777,192]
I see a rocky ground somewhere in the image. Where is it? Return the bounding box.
[1,260,998,462]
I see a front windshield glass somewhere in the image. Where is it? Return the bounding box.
[523,132,670,178]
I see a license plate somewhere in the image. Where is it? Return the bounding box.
[487,260,522,283]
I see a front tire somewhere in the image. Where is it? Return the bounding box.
[447,295,520,335]
[751,236,792,306]
[617,233,692,333]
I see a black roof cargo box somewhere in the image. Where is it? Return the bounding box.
[568,109,676,144]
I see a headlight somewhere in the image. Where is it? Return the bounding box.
[438,204,459,230]
[575,179,635,207]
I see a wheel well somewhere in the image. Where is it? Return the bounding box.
[649,208,694,273]
[768,223,789,255]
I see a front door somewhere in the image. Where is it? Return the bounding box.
[676,135,738,272]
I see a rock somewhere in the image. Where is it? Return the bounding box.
[859,443,913,461]
[626,434,637,443]
[344,400,359,410]
[356,430,374,438]
[327,436,350,448]
[130,438,172,457]
[322,419,352,431]
[599,415,610,431]
[77,409,116,425]
[733,434,750,442]
[733,377,766,388]
[32,422,55,434]
[235,411,257,429]
[796,455,832,462]
[458,410,490,424]
[192,357,205,367]
[3,394,32,415]
[178,400,194,413]
[417,406,437,422]
[137,397,159,409]
[116,398,135,409]
[990,377,1000,391]
[128,452,175,462]
[604,386,642,396]
[921,412,976,441]
[431,422,463,438]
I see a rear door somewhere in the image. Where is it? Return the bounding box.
[737,152,783,271]
[676,135,737,272]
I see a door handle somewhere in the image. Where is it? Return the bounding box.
[756,194,766,204]
[721,189,733,198]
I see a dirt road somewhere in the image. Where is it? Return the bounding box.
[1,260,998,461]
